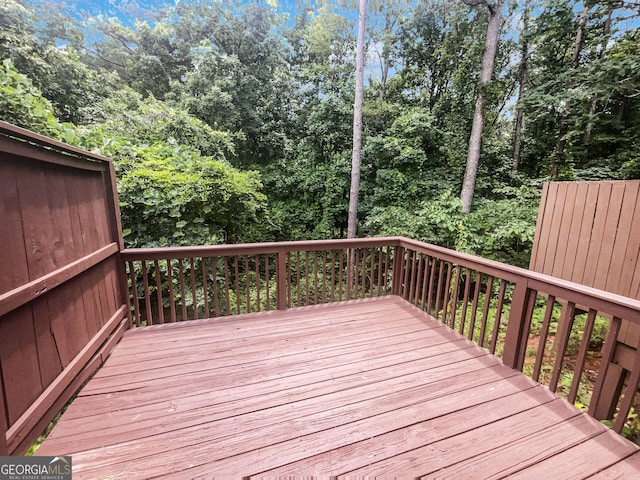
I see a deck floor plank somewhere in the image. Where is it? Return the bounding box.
[591,451,640,478]
[36,296,639,479]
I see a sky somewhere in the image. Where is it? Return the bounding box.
[63,0,357,26]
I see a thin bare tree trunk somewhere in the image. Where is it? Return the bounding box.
[512,0,531,172]
[460,0,503,213]
[551,4,588,179]
[583,9,613,158]
[347,0,367,290]
[347,0,367,239]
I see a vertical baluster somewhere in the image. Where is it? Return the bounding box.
[330,250,336,303]
[338,249,344,301]
[141,261,152,325]
[489,280,508,354]
[265,255,270,311]
[234,256,241,314]
[305,252,310,304]
[478,276,494,348]
[441,263,453,324]
[467,271,482,341]
[287,252,292,309]
[189,258,197,319]
[426,257,437,315]
[360,247,367,298]
[420,256,430,310]
[589,317,622,418]
[255,255,261,313]
[296,251,301,307]
[449,267,462,328]
[202,257,210,318]
[568,308,597,403]
[353,249,360,299]
[314,251,319,304]
[614,330,640,432]
[212,257,220,317]
[408,251,418,303]
[549,302,577,392]
[178,258,188,321]
[402,250,411,299]
[383,247,390,295]
[166,259,176,322]
[434,260,446,320]
[128,261,141,327]
[223,256,231,315]
[458,268,472,335]
[413,254,423,305]
[532,295,555,382]
[153,259,164,324]
[376,248,383,297]
[245,256,251,314]
[368,247,376,298]
[322,250,327,303]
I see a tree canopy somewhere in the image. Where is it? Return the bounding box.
[1,0,638,266]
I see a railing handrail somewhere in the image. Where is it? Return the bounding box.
[122,236,640,322]
[121,237,403,260]
[397,237,640,323]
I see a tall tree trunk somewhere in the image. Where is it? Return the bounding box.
[582,8,613,159]
[460,0,503,213]
[551,3,588,179]
[512,0,531,172]
[377,7,396,101]
[347,0,367,239]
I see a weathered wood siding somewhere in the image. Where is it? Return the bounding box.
[530,180,640,299]
[0,122,129,455]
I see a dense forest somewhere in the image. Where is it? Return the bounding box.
[1,0,639,267]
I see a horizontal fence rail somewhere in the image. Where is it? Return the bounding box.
[122,236,640,436]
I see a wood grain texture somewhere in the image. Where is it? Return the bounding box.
[1,126,127,454]
[533,180,640,301]
[35,297,639,479]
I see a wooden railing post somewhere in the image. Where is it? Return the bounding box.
[391,245,405,296]
[503,279,535,369]
[276,247,288,310]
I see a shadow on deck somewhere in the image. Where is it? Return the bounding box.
[37,296,640,479]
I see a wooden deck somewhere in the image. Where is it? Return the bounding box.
[37,296,640,479]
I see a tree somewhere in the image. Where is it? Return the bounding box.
[550,2,588,179]
[347,0,368,239]
[512,0,531,172]
[459,0,504,213]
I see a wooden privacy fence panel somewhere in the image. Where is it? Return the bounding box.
[0,122,129,454]
[530,180,640,298]
[530,180,640,419]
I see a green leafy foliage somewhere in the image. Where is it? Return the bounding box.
[1,0,638,254]
[116,143,266,247]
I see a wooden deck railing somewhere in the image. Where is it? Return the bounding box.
[122,236,640,435]
[122,238,395,324]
